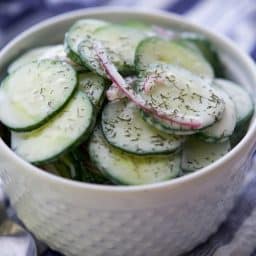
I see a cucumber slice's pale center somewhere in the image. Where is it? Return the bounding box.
[0,60,77,130]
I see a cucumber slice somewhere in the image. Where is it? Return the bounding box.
[41,150,111,184]
[88,127,181,185]
[141,110,198,135]
[40,160,72,179]
[174,39,203,56]
[178,33,224,77]
[198,85,237,143]
[65,19,109,64]
[101,99,184,155]
[78,36,107,77]
[64,41,85,66]
[135,37,214,78]
[0,60,77,131]
[93,25,147,74]
[230,118,251,147]
[215,79,254,126]
[182,137,231,172]
[8,45,82,73]
[136,64,225,131]
[72,149,112,184]
[11,91,94,164]
[8,46,54,74]
[81,164,112,184]
[39,44,84,71]
[79,25,147,75]
[39,153,82,180]
[78,72,106,111]
[61,153,84,180]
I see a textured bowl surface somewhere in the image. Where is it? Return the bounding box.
[0,7,256,256]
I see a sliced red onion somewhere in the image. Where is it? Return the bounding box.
[93,41,201,129]
[143,75,166,94]
[107,76,137,101]
[106,85,126,101]
[143,75,155,93]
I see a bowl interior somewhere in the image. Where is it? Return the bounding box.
[0,8,256,191]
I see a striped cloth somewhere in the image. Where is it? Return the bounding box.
[0,1,256,256]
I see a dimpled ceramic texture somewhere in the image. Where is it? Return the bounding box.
[0,8,256,256]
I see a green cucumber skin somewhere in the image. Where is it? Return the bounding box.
[42,153,79,180]
[175,32,225,77]
[88,151,124,185]
[77,39,103,78]
[88,127,181,185]
[72,149,112,184]
[88,149,169,186]
[78,41,136,78]
[100,121,181,156]
[134,37,153,73]
[0,124,4,138]
[1,67,79,133]
[90,137,181,186]
[38,161,72,179]
[90,152,181,186]
[64,35,83,65]
[140,111,196,135]
[39,149,112,184]
[134,37,214,78]
[236,106,254,128]
[87,130,118,185]
[101,107,184,156]
[68,152,85,181]
[65,19,109,69]
[215,79,254,126]
[140,110,214,135]
[181,137,231,172]
[93,24,146,76]
[95,163,132,185]
[78,72,107,112]
[119,66,136,77]
[230,115,253,148]
[31,107,96,165]
[235,109,254,130]
[94,93,106,114]
[184,38,225,78]
[92,24,144,75]
[65,45,84,66]
[7,87,78,132]
[78,55,99,77]
[196,133,230,143]
[0,124,10,146]
[39,153,85,181]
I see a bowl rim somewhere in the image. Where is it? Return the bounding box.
[1,6,256,193]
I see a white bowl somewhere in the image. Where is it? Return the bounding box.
[0,7,256,256]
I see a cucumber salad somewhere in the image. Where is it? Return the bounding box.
[0,19,254,185]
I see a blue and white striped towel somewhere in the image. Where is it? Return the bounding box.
[0,1,256,256]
